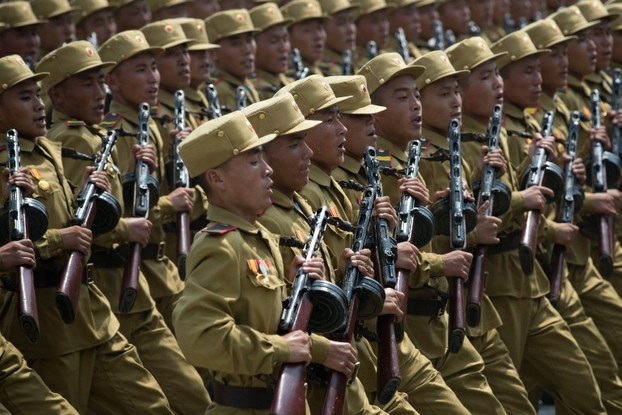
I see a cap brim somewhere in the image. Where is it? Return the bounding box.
[342,103,386,115]
[12,71,49,91]
[317,95,352,111]
[7,19,47,29]
[282,118,322,135]
[288,16,330,26]
[545,35,577,48]
[356,5,395,20]
[498,48,550,68]
[213,28,260,42]
[464,51,508,71]
[258,18,294,31]
[160,38,193,49]
[241,131,277,152]
[46,7,78,19]
[188,42,220,51]
[106,46,164,72]
[327,5,359,14]
[398,64,426,80]
[75,60,116,75]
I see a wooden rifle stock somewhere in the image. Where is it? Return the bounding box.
[466,246,487,327]
[548,244,565,307]
[173,90,191,279]
[17,215,39,343]
[449,277,465,353]
[599,215,614,276]
[394,269,409,341]
[376,313,400,404]
[519,210,541,275]
[177,211,190,280]
[120,243,141,313]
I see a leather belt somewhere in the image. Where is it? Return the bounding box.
[1,265,90,291]
[487,230,521,256]
[212,382,273,410]
[90,247,126,269]
[163,217,208,233]
[407,289,448,317]
[142,242,165,261]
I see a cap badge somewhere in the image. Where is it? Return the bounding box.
[236,14,245,22]
[85,46,94,56]
[164,24,174,33]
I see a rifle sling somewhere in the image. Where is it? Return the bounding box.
[90,242,166,267]
[407,290,448,317]
[212,381,273,410]
[486,230,521,256]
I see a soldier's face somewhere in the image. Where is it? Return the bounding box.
[0,80,46,139]
[77,9,117,45]
[255,24,291,75]
[114,0,151,31]
[49,69,106,126]
[305,106,347,174]
[590,22,613,71]
[325,10,356,53]
[501,56,542,108]
[341,114,377,159]
[539,43,568,95]
[190,0,220,19]
[153,3,188,20]
[107,52,160,107]
[263,132,313,195]
[418,5,439,39]
[39,12,75,52]
[613,31,622,64]
[567,30,597,77]
[189,50,213,87]
[372,75,422,148]
[421,77,462,134]
[157,44,191,92]
[0,26,41,63]
[460,61,504,120]
[356,10,390,50]
[215,33,256,80]
[468,0,494,28]
[439,0,471,36]
[289,20,326,65]
[389,5,421,41]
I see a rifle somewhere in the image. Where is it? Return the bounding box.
[366,41,378,60]
[548,111,581,307]
[271,207,348,415]
[205,83,222,119]
[468,21,481,36]
[341,50,353,76]
[518,111,559,275]
[172,90,191,279]
[322,156,386,415]
[235,86,247,110]
[466,104,506,327]
[120,103,158,312]
[5,130,48,343]
[444,29,456,47]
[611,69,621,157]
[365,147,401,405]
[395,28,411,62]
[428,20,445,50]
[503,13,515,34]
[57,130,120,323]
[291,48,309,80]
[447,119,466,353]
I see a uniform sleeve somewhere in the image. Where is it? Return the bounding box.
[34,229,64,260]
[92,217,130,247]
[173,238,290,375]
[409,251,445,287]
[156,194,175,219]
[310,333,331,364]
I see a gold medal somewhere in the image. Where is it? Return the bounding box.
[38,180,49,191]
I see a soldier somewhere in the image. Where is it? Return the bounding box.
[386,0,425,60]
[99,30,186,330]
[73,0,117,45]
[249,2,294,100]
[38,40,212,415]
[0,2,44,66]
[172,111,317,413]
[205,9,261,112]
[437,0,472,41]
[149,0,191,20]
[318,0,359,76]
[609,4,622,72]
[110,0,152,32]
[413,0,437,53]
[351,0,394,69]
[281,0,328,77]
[467,0,496,43]
[189,0,221,19]
[31,0,77,58]
[0,54,175,414]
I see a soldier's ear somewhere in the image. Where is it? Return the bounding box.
[205,168,225,189]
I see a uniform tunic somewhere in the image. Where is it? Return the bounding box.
[251,69,292,101]
[213,70,261,114]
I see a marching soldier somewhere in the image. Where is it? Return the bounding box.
[31,0,77,58]
[318,0,359,76]
[110,0,152,32]
[73,0,117,45]
[189,0,221,19]
[0,2,44,65]
[149,0,191,20]
[351,0,394,69]
[386,0,425,60]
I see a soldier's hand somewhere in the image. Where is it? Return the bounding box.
[373,196,397,231]
[570,156,586,184]
[529,134,557,160]
[323,341,358,378]
[430,188,449,204]
[442,250,472,280]
[590,126,611,149]
[1,168,36,201]
[169,127,192,143]
[607,108,622,128]
[475,202,501,244]
[86,168,111,193]
[126,218,152,245]
[128,144,158,172]
[553,223,578,247]
[0,240,35,270]
[589,192,618,215]
[480,147,508,178]
[60,225,92,255]
[381,288,405,322]
[339,248,374,277]
[398,177,430,205]
[289,255,324,282]
[283,330,311,364]
[168,187,195,212]
[608,188,622,212]
[396,241,418,272]
[520,186,553,211]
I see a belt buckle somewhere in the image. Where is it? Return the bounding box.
[85,263,95,285]
[157,242,165,261]
[437,292,449,317]
[348,361,360,385]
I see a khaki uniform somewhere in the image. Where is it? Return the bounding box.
[585,70,614,103]
[184,86,210,124]
[103,100,185,329]
[48,112,211,415]
[251,69,293,101]
[0,134,174,414]
[321,48,348,76]
[214,70,261,114]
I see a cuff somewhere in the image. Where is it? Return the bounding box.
[269,334,291,364]
[310,333,331,364]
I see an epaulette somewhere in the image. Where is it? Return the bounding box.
[150,105,159,117]
[201,222,237,235]
[65,119,86,128]
[100,113,122,130]
[376,148,392,167]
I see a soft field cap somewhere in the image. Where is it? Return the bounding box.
[177,18,220,51]
[386,0,420,8]
[550,6,599,35]
[608,4,622,30]
[491,31,550,70]
[0,2,46,30]
[412,50,470,90]
[325,75,386,115]
[356,52,424,95]
[250,2,293,31]
[179,111,276,177]
[446,36,507,71]
[0,55,48,95]
[351,0,394,19]
[72,0,115,25]
[205,9,260,43]
[281,0,329,25]
[36,41,115,93]
[577,0,617,22]
[275,75,352,117]
[98,30,164,71]
[317,0,358,15]
[142,20,192,49]
[523,19,576,49]
[31,0,76,19]
[148,0,192,13]
[244,93,322,137]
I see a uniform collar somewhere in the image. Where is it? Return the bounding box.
[270,188,294,209]
[157,88,175,110]
[504,101,525,120]
[461,114,487,134]
[109,100,140,127]
[308,163,332,187]
[376,136,408,165]
[341,153,362,175]
[206,204,259,234]
[421,127,448,150]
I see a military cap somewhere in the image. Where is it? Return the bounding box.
[417,0,436,7]
[250,2,293,31]
[176,18,220,51]
[99,30,164,71]
[351,0,394,19]
[275,74,352,117]
[31,0,76,19]
[325,75,386,114]
[243,93,321,137]
[36,41,114,93]
[446,36,507,71]
[108,0,138,6]
[386,0,419,8]
[608,4,622,31]
[317,0,358,15]
[0,55,48,95]
[142,20,192,49]
[523,19,576,50]
[490,31,550,70]
[356,52,424,95]
[577,0,618,22]
[72,0,116,25]
[412,50,469,90]
[0,2,45,31]
[148,0,192,14]
[550,6,599,35]
[281,1,329,25]
[205,9,259,43]
[179,111,276,177]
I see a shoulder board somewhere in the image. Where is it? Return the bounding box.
[376,148,392,167]
[100,113,122,130]
[65,119,86,128]
[150,105,159,117]
[201,222,237,235]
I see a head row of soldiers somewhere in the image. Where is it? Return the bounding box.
[0,0,622,414]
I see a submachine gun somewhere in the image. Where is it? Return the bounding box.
[205,83,222,119]
[291,48,309,80]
